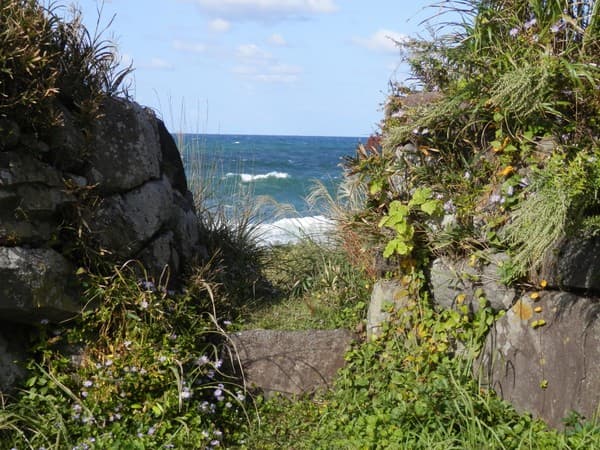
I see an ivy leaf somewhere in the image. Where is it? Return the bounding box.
[370,180,383,195]
[420,199,440,216]
[408,187,432,207]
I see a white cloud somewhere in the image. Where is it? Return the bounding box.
[233,47,302,84]
[353,29,409,53]
[236,43,272,61]
[267,33,287,46]
[209,18,231,32]
[192,0,338,21]
[138,58,173,70]
[172,40,207,53]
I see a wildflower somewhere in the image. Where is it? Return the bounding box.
[214,359,223,369]
[124,340,132,348]
[509,27,520,37]
[518,177,529,188]
[210,440,220,447]
[225,402,232,408]
[443,199,456,214]
[464,171,471,180]
[140,300,149,309]
[236,391,246,402]
[81,390,88,398]
[222,320,232,326]
[524,18,537,30]
[550,19,565,33]
[139,280,156,292]
[506,185,515,196]
[214,388,223,398]
[40,318,49,325]
[181,387,193,399]
[148,425,156,435]
[82,380,93,388]
[490,194,502,204]
[214,430,223,437]
[197,355,210,366]
[105,359,113,367]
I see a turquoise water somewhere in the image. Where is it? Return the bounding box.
[177,134,364,244]
[179,134,362,213]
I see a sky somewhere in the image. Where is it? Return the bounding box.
[73,0,447,137]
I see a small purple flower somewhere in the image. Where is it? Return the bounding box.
[443,200,456,214]
[139,280,156,292]
[550,19,565,33]
[490,193,502,204]
[148,425,156,435]
[506,185,515,196]
[524,18,537,30]
[213,388,223,398]
[509,27,520,37]
[197,355,209,366]
[82,380,93,388]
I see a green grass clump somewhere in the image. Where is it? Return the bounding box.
[240,240,372,330]
[0,0,130,147]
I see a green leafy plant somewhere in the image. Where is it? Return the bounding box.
[378,187,442,258]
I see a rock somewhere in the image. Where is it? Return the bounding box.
[0,247,80,324]
[477,291,600,428]
[0,322,31,393]
[367,279,411,339]
[157,119,188,195]
[136,231,179,282]
[537,235,600,294]
[228,329,355,397]
[88,177,174,258]
[0,119,21,150]
[430,253,516,312]
[48,104,87,171]
[86,98,162,194]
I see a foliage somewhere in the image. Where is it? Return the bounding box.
[242,240,372,330]
[339,0,600,282]
[0,264,249,449]
[378,187,442,258]
[240,264,600,449]
[503,149,600,278]
[0,0,131,144]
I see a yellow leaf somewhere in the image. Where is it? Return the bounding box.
[530,292,540,301]
[540,279,548,288]
[534,306,543,313]
[499,165,515,177]
[456,293,466,305]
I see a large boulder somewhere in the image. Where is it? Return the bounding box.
[430,253,516,312]
[537,235,600,295]
[0,97,204,325]
[228,329,355,397]
[85,97,162,194]
[0,247,80,324]
[477,291,600,428]
[0,151,75,245]
[0,322,31,392]
[367,279,411,339]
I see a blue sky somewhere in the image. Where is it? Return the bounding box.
[75,0,442,136]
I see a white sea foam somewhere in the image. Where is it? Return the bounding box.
[254,215,335,246]
[226,171,290,183]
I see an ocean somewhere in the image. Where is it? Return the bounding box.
[177,134,365,245]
